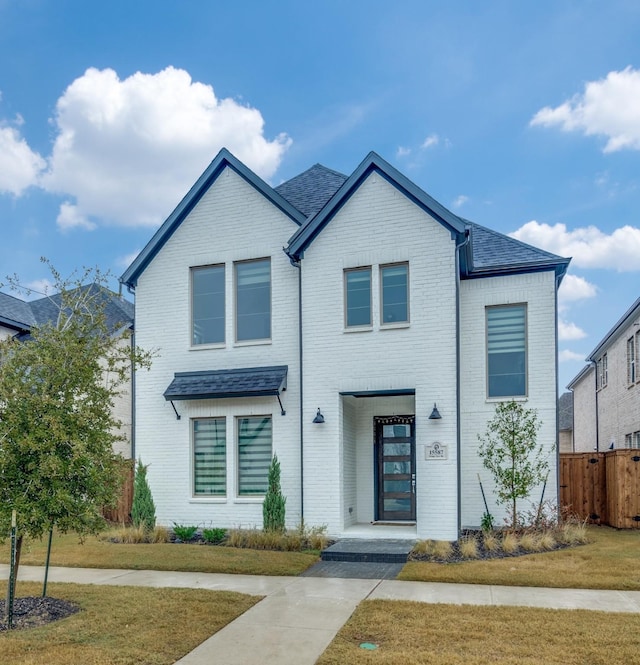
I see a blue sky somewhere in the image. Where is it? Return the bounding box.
[1,0,639,390]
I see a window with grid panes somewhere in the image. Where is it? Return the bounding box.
[237,416,272,495]
[193,418,226,496]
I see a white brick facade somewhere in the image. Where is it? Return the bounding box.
[126,150,565,540]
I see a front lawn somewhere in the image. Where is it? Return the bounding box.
[400,526,640,590]
[0,531,318,577]
[0,581,258,665]
[318,599,640,664]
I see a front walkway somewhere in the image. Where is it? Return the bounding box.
[2,564,640,664]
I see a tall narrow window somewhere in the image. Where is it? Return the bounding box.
[487,304,527,398]
[345,267,372,327]
[235,259,271,342]
[192,265,225,345]
[193,418,226,496]
[597,353,608,389]
[237,416,272,496]
[380,263,409,324]
[628,336,636,385]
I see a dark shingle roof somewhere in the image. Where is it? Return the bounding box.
[164,366,288,401]
[0,291,37,330]
[0,285,134,337]
[558,392,573,431]
[275,164,348,218]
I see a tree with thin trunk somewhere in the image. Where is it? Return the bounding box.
[263,454,286,533]
[131,459,156,532]
[477,400,549,530]
[0,261,153,618]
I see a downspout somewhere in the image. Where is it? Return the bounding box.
[130,326,136,461]
[591,359,599,452]
[288,253,304,521]
[554,274,560,512]
[455,229,470,537]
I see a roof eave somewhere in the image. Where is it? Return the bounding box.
[463,258,570,280]
[587,296,640,361]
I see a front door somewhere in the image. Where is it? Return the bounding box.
[375,416,416,521]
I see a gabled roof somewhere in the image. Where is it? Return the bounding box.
[587,296,640,361]
[0,291,37,331]
[567,363,593,390]
[275,164,348,218]
[121,149,306,288]
[285,151,468,261]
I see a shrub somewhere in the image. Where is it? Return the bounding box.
[501,532,520,554]
[459,536,479,559]
[172,524,198,542]
[131,459,156,533]
[263,455,286,533]
[202,527,227,544]
[151,525,170,543]
[482,531,501,553]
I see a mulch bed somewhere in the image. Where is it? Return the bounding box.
[0,597,80,631]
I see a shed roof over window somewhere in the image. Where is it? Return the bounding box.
[164,365,288,401]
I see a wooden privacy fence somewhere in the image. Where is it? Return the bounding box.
[559,450,640,528]
[102,458,134,524]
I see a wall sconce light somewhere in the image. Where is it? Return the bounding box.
[312,408,325,424]
[428,403,442,420]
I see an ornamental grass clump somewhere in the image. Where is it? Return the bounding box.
[482,531,501,553]
[431,540,454,560]
[458,536,480,559]
[501,532,520,554]
[519,533,543,553]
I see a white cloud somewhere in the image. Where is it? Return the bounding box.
[510,221,640,271]
[396,146,411,158]
[559,349,586,363]
[0,125,45,195]
[531,66,640,152]
[40,66,291,228]
[422,134,439,149]
[56,201,96,231]
[452,195,468,209]
[559,320,587,341]
[117,250,141,269]
[23,278,55,299]
[558,274,597,307]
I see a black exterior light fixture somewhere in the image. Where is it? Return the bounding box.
[428,403,442,420]
[312,408,325,424]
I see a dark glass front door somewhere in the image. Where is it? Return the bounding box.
[375,416,416,521]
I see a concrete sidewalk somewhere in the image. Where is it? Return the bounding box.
[2,564,640,664]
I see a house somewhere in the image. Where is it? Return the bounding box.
[568,297,640,451]
[0,286,135,458]
[121,149,569,540]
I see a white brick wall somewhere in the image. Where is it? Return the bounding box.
[134,167,301,529]
[459,271,559,528]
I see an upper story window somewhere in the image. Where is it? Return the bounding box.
[193,418,226,496]
[235,259,271,342]
[192,265,225,345]
[380,263,409,324]
[486,304,527,398]
[628,336,636,385]
[597,353,608,390]
[345,267,372,327]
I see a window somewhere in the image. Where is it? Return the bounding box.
[597,353,608,389]
[235,259,271,341]
[628,336,636,385]
[193,418,226,496]
[380,263,409,324]
[635,432,640,449]
[192,265,225,345]
[486,304,527,398]
[345,267,372,327]
[237,416,272,495]
[625,432,640,449]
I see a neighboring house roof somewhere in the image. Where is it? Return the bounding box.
[121,149,306,288]
[567,363,594,390]
[558,392,573,431]
[274,164,348,218]
[120,147,570,287]
[586,296,640,362]
[0,285,134,338]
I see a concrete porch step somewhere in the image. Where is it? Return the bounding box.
[321,538,415,564]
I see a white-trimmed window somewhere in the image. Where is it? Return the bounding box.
[193,418,226,496]
[626,431,640,449]
[380,263,409,324]
[597,353,608,390]
[235,258,271,342]
[486,304,527,398]
[635,432,640,449]
[237,416,272,496]
[628,336,636,385]
[192,265,225,345]
[344,267,372,327]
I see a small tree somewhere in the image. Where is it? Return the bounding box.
[0,261,153,614]
[131,459,156,532]
[477,400,549,530]
[263,454,286,533]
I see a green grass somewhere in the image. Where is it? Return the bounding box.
[318,600,640,664]
[0,581,258,665]
[400,526,640,590]
[0,531,318,577]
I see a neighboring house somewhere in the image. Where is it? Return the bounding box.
[568,297,640,452]
[121,149,569,540]
[558,392,573,453]
[0,286,135,458]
